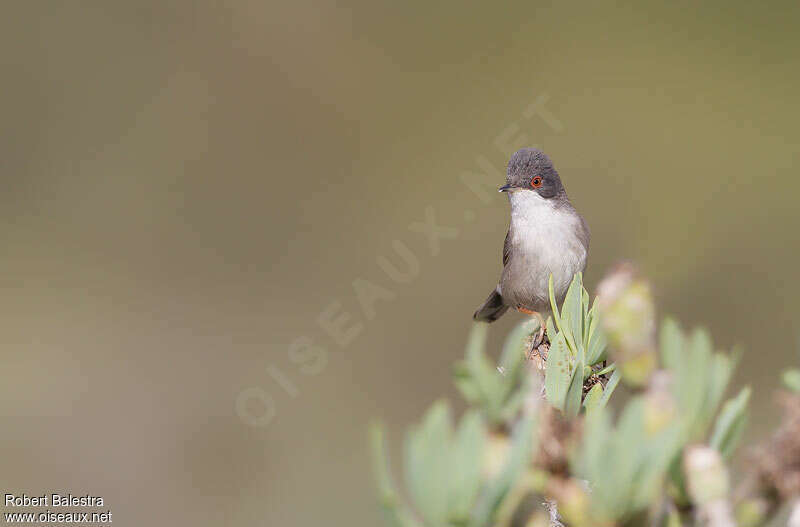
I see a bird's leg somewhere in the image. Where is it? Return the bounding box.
[517,307,546,357]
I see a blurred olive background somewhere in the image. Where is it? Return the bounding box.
[2,1,799,525]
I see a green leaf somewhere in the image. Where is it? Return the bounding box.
[660,319,742,444]
[607,399,647,512]
[679,329,713,438]
[545,316,557,344]
[710,387,751,459]
[497,322,530,403]
[562,273,584,352]
[595,363,616,377]
[455,321,532,425]
[465,322,489,359]
[499,322,530,367]
[453,367,481,404]
[548,274,563,334]
[369,423,423,527]
[545,333,572,411]
[630,425,683,511]
[565,358,585,417]
[470,413,537,527]
[783,369,800,392]
[701,353,734,428]
[404,401,452,526]
[499,384,528,422]
[448,411,487,521]
[659,317,683,372]
[585,306,608,365]
[599,369,622,408]
[575,396,685,522]
[582,286,591,343]
[583,383,604,414]
[465,324,500,406]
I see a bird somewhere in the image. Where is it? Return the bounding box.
[473,147,590,346]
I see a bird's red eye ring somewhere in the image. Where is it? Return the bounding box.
[531,176,543,188]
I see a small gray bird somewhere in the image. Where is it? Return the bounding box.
[473,148,590,341]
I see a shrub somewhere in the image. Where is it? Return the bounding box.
[370,267,800,527]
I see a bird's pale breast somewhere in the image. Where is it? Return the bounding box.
[500,192,587,312]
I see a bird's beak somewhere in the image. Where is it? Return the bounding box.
[498,184,513,193]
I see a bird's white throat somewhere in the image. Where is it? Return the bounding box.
[508,191,569,231]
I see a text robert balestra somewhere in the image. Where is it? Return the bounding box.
[5,493,104,507]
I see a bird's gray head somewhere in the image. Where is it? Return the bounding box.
[499,148,565,200]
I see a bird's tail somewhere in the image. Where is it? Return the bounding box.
[473,288,508,322]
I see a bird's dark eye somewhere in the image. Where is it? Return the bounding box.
[531,176,543,188]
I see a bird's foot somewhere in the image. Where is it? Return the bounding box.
[527,328,545,359]
[519,308,547,359]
